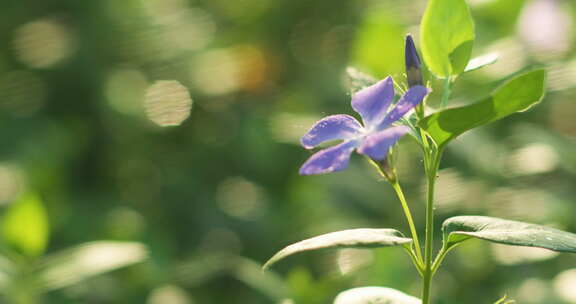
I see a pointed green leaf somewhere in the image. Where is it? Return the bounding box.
[464,53,499,73]
[263,229,411,270]
[448,40,474,75]
[420,0,475,78]
[334,286,421,304]
[2,193,49,257]
[442,216,576,254]
[37,241,147,291]
[420,69,546,148]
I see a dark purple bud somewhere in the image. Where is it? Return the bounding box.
[405,34,423,87]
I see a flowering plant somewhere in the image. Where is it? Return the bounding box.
[264,0,575,303]
[299,77,429,176]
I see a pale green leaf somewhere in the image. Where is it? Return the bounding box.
[334,286,421,304]
[38,241,147,291]
[263,229,411,270]
[2,193,49,257]
[420,0,475,77]
[464,53,499,72]
[420,69,546,148]
[442,216,576,254]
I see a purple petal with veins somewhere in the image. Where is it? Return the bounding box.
[299,140,358,175]
[357,126,410,160]
[351,76,394,128]
[301,114,362,149]
[379,85,429,129]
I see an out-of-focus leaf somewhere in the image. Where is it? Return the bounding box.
[177,254,288,301]
[442,216,576,253]
[37,241,147,291]
[147,285,192,304]
[233,257,288,301]
[263,229,412,269]
[420,69,546,148]
[464,53,499,72]
[334,286,421,304]
[346,67,377,93]
[2,193,49,257]
[420,0,475,77]
[176,254,234,286]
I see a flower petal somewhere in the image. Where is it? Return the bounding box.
[357,126,410,160]
[299,141,358,175]
[351,76,394,128]
[301,115,362,149]
[379,85,430,128]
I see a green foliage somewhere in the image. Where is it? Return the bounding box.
[0,240,147,302]
[442,216,576,253]
[264,229,412,269]
[420,0,475,78]
[420,69,546,148]
[334,286,421,304]
[37,241,147,291]
[2,193,49,257]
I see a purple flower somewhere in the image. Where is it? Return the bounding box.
[299,77,430,175]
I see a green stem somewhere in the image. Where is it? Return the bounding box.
[421,173,435,303]
[420,75,451,303]
[391,181,424,268]
[431,245,451,275]
[404,247,424,277]
[421,151,441,304]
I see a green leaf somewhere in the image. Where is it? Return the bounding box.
[37,241,147,291]
[263,229,411,270]
[420,0,475,78]
[448,40,474,75]
[2,193,49,257]
[334,286,421,304]
[442,216,576,254]
[420,69,546,148]
[464,53,499,73]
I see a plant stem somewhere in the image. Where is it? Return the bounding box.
[391,181,423,268]
[420,76,451,303]
[421,151,440,304]
[431,245,451,275]
[405,247,424,277]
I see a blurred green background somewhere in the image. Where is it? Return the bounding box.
[0,0,576,303]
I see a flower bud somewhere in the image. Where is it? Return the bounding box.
[405,34,423,87]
